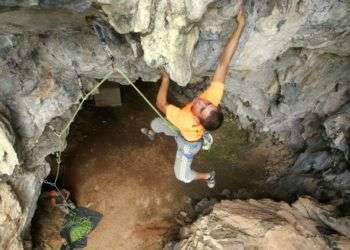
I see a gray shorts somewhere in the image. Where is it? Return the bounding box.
[151,118,203,183]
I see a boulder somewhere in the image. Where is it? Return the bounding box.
[172,197,349,250]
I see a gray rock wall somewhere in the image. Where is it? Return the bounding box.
[0,183,23,250]
[0,0,349,248]
[167,197,350,250]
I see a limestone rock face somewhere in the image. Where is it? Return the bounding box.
[171,197,350,250]
[234,0,350,69]
[0,183,23,250]
[96,0,154,34]
[0,106,18,176]
[223,50,349,137]
[97,0,215,84]
[324,104,350,161]
[1,0,90,11]
[140,0,200,85]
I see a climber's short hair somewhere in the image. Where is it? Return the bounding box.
[199,105,224,131]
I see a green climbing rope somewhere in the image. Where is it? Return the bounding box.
[59,70,116,137]
[113,67,178,132]
[59,68,177,139]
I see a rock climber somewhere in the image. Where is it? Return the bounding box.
[141,3,246,188]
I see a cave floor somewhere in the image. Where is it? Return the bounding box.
[33,83,294,249]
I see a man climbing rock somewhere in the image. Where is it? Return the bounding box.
[142,3,246,188]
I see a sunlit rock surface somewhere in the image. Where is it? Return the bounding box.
[0,183,23,250]
[0,105,18,176]
[324,104,350,161]
[168,197,350,250]
[0,0,349,248]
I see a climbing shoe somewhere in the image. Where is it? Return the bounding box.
[206,171,216,189]
[140,128,155,141]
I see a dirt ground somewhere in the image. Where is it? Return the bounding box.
[32,83,294,249]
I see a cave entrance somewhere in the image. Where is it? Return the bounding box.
[33,80,278,249]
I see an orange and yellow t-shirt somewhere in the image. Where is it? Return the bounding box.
[166,81,224,142]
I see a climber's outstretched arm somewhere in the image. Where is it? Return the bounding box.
[156,71,170,114]
[212,4,246,84]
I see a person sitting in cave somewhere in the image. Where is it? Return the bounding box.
[141,4,246,188]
